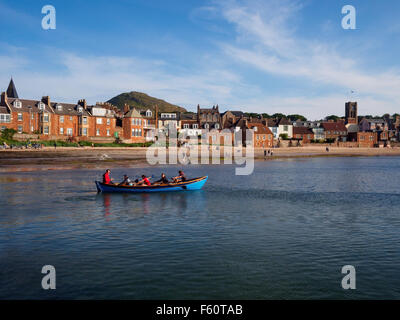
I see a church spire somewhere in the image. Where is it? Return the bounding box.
[6,78,19,98]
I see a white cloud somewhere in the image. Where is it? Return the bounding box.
[214,0,400,117]
[0,51,242,111]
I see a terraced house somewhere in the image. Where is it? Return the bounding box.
[0,79,116,140]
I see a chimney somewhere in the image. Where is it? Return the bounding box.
[42,96,51,106]
[123,103,130,114]
[78,99,87,109]
[1,91,7,105]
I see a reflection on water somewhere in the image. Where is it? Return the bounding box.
[1,157,400,299]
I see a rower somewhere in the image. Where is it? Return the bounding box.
[154,173,169,185]
[102,169,114,185]
[138,175,151,186]
[119,174,132,186]
[172,170,186,183]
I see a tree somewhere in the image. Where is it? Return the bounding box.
[279,133,289,140]
[325,115,340,121]
[261,113,271,119]
[0,128,16,141]
[272,113,286,119]
[287,114,307,121]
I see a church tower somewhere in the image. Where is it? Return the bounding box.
[345,101,358,124]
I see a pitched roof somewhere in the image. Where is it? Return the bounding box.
[266,118,278,127]
[276,118,291,126]
[7,98,53,114]
[293,127,314,135]
[6,78,18,98]
[248,123,273,135]
[321,122,347,131]
[125,107,142,118]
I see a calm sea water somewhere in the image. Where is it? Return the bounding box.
[1,157,400,299]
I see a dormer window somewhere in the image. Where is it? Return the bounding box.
[214,123,220,129]
[14,100,22,108]
[56,105,63,111]
[146,110,152,117]
[78,106,83,113]
[38,102,45,111]
[204,123,209,129]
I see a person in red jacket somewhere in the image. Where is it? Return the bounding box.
[102,169,113,184]
[138,175,151,186]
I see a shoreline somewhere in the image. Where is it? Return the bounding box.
[1,146,400,172]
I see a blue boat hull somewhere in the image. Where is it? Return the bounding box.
[95,176,208,193]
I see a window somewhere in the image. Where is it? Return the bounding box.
[107,129,110,136]
[96,129,100,136]
[78,107,83,113]
[14,100,22,108]
[139,129,142,136]
[31,113,34,120]
[0,114,11,123]
[43,114,49,122]
[370,136,374,141]
[107,119,110,125]
[1,126,6,131]
[204,123,209,129]
[18,125,23,133]
[283,125,288,131]
[83,117,87,125]
[43,126,49,134]
[146,110,152,117]
[67,128,73,136]
[38,102,45,110]
[18,113,23,121]
[83,128,87,136]
[70,116,73,121]
[193,124,198,129]
[60,128,64,135]
[60,116,64,123]
[263,135,266,140]
[215,123,220,129]
[96,118,103,124]
[183,124,189,129]
[57,105,63,111]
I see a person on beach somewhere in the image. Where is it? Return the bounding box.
[102,169,113,184]
[172,170,186,183]
[138,175,151,186]
[119,174,132,186]
[154,173,169,184]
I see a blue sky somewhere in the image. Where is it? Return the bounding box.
[1,0,400,119]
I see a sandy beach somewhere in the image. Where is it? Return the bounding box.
[1,145,400,172]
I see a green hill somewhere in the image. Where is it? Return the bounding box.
[107,91,187,113]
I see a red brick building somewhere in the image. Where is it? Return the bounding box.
[122,105,146,143]
[292,127,315,144]
[357,131,378,148]
[321,121,348,141]
[248,123,274,148]
[1,79,116,140]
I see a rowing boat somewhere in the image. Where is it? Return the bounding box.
[95,176,208,193]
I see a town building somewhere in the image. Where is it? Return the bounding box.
[197,104,221,130]
[292,127,315,144]
[321,121,348,141]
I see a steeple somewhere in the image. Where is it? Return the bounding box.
[6,78,19,98]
